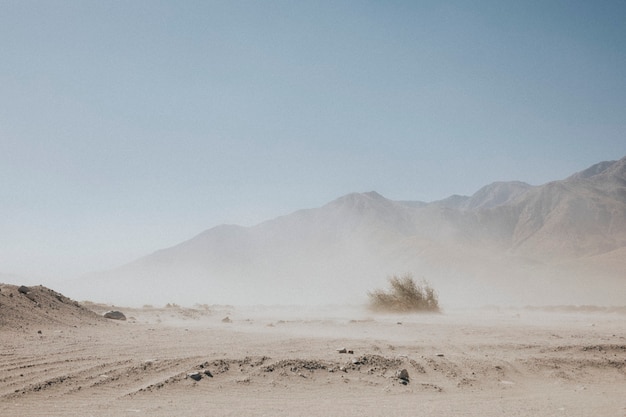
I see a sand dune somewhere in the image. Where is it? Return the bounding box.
[1,285,625,416]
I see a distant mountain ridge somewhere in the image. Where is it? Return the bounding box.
[65,156,626,307]
[432,181,534,210]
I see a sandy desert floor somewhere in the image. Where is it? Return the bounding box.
[1,286,626,417]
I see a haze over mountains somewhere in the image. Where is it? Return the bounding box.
[62,157,626,308]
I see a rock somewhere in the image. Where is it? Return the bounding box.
[19,286,37,302]
[436,353,444,357]
[187,372,202,381]
[395,369,410,383]
[337,348,347,353]
[203,370,213,378]
[221,316,232,323]
[103,310,127,320]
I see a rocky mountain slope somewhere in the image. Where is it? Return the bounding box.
[65,157,626,307]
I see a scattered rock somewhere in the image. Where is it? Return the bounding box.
[395,369,410,384]
[222,316,232,323]
[187,372,202,381]
[436,353,445,357]
[337,348,347,353]
[347,350,354,354]
[203,370,213,378]
[103,311,127,320]
[236,376,251,384]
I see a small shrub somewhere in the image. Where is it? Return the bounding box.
[368,274,439,313]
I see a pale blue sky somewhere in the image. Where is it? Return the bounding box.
[1,1,625,280]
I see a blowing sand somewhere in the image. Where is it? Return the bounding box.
[1,285,625,417]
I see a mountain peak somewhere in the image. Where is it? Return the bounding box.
[329,191,389,207]
[568,160,618,181]
[363,191,386,200]
[563,157,626,199]
[432,181,533,210]
[465,181,533,210]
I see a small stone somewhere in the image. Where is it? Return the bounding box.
[188,372,202,381]
[18,286,30,294]
[221,316,232,323]
[436,353,444,357]
[337,348,347,353]
[347,350,354,354]
[203,370,213,378]
[396,369,410,383]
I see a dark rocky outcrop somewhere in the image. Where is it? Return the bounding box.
[103,310,126,320]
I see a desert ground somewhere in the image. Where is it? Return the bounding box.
[1,284,625,417]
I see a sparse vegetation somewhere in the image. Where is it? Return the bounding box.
[368,274,440,313]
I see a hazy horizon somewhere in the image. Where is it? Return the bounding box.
[2,1,625,283]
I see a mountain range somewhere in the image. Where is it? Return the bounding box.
[63,156,626,307]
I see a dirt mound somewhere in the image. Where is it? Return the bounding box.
[0,284,107,330]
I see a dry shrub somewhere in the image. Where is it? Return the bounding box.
[368,274,439,313]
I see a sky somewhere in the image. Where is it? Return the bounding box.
[1,0,625,282]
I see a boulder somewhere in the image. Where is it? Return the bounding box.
[103,310,127,320]
[18,286,37,302]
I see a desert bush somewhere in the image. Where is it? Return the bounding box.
[368,274,439,313]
